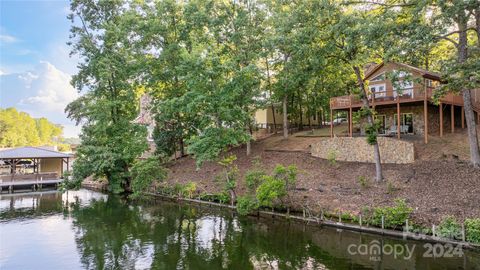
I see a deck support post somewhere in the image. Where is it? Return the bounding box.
[349,107,353,137]
[424,80,428,144]
[440,103,444,137]
[451,104,455,133]
[397,98,401,139]
[330,109,333,138]
[461,106,465,129]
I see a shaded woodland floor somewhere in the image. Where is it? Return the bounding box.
[165,129,480,225]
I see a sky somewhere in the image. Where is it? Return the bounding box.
[0,0,81,138]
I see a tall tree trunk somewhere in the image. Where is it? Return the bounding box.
[475,7,480,47]
[458,20,480,167]
[271,105,277,133]
[308,111,312,130]
[353,66,383,181]
[322,108,326,127]
[298,91,303,131]
[265,56,277,133]
[246,124,251,156]
[283,95,288,139]
[179,136,185,157]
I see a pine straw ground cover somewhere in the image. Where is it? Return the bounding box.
[164,134,480,226]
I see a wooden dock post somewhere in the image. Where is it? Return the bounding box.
[424,82,428,143]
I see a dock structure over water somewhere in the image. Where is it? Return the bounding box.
[0,147,72,193]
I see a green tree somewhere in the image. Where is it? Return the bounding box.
[324,7,385,181]
[0,108,63,147]
[358,0,480,167]
[66,0,148,193]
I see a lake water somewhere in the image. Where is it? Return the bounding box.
[0,189,479,269]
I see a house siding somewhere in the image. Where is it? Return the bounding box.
[366,62,435,98]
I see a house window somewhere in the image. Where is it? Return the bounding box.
[313,114,316,121]
[370,84,386,98]
[393,74,413,98]
[370,73,385,82]
[426,79,432,87]
[394,113,414,134]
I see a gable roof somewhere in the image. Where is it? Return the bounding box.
[365,62,441,81]
[0,147,73,159]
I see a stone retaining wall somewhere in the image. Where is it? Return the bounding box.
[311,137,415,164]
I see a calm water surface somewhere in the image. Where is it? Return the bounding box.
[0,189,479,270]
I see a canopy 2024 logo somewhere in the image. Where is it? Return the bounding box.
[347,240,463,261]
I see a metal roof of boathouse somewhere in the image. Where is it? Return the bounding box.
[0,147,73,159]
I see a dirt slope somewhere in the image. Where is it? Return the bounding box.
[165,133,480,225]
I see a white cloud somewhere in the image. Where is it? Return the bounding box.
[0,34,17,43]
[1,61,81,137]
[20,61,78,112]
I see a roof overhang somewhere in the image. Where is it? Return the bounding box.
[0,147,73,160]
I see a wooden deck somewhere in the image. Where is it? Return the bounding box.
[0,178,64,188]
[330,87,480,110]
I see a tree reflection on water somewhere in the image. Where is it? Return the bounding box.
[1,190,479,270]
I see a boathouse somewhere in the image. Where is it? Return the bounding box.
[0,147,73,192]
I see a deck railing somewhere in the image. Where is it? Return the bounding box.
[330,88,480,110]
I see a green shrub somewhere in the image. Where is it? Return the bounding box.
[199,192,230,204]
[256,175,287,208]
[173,183,183,197]
[130,157,167,198]
[272,164,297,186]
[465,218,480,244]
[327,149,337,165]
[158,185,176,196]
[219,155,238,205]
[181,182,197,198]
[245,169,266,191]
[58,171,82,191]
[410,223,432,235]
[340,212,354,221]
[368,198,413,229]
[437,216,462,240]
[236,195,259,216]
[358,176,369,189]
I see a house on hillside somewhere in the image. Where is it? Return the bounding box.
[329,62,480,143]
[133,94,156,157]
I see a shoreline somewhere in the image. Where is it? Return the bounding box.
[144,191,480,251]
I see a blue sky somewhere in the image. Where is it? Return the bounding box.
[0,0,81,137]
